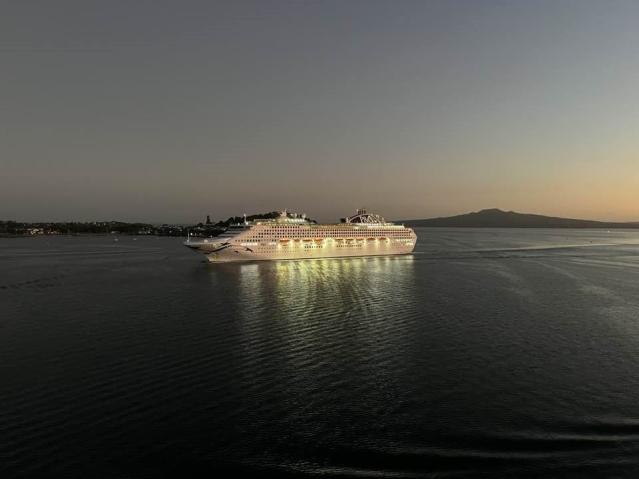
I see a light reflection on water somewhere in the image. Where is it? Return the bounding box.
[230,257,417,378]
[231,256,416,322]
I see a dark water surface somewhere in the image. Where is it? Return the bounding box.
[2,228,639,478]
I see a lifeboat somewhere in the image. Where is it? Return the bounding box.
[279,239,290,244]
[303,239,313,243]
[367,237,376,241]
[379,237,387,241]
[314,238,323,243]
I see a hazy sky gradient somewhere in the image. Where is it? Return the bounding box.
[2,0,638,223]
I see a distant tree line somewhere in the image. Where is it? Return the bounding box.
[0,212,315,237]
[213,211,280,227]
[0,220,157,236]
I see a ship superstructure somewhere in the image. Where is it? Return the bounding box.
[184,209,416,262]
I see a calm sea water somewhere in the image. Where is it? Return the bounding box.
[2,228,639,478]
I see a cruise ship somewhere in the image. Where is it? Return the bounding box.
[184,209,417,262]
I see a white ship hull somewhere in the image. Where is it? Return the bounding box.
[185,210,417,263]
[200,241,414,262]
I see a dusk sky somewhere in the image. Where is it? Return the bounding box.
[2,0,638,223]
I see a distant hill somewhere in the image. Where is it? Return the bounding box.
[402,209,639,228]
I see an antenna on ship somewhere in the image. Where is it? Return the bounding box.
[243,213,247,225]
